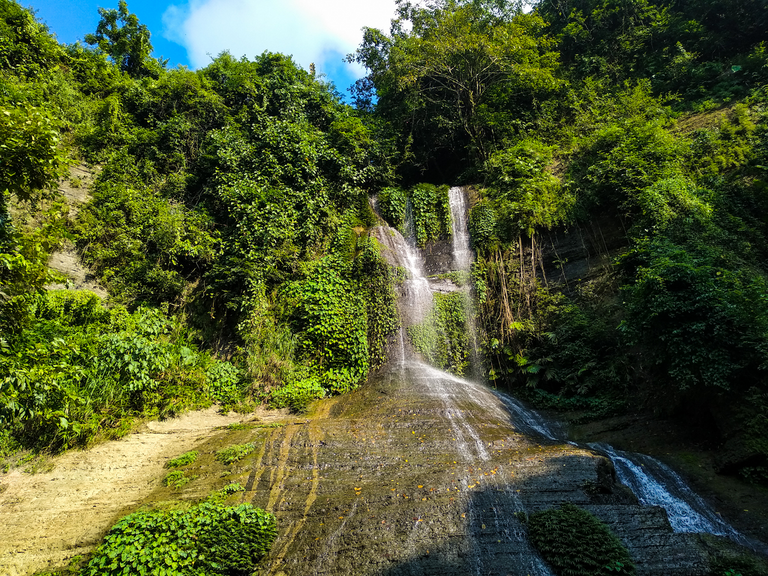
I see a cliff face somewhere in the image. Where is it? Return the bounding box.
[538,212,628,291]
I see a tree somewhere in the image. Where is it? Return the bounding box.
[349,0,559,175]
[85,0,163,78]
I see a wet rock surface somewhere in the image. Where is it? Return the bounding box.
[240,363,727,576]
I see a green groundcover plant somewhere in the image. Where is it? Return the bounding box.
[82,502,277,576]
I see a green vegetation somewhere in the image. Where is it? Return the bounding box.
[215,442,256,465]
[526,503,635,576]
[82,502,276,576]
[163,469,195,489]
[408,292,472,375]
[0,0,401,453]
[2,0,768,486]
[378,183,452,246]
[166,450,198,468]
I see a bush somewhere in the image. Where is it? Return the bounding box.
[527,503,635,576]
[82,502,277,576]
[270,374,325,412]
[206,360,244,407]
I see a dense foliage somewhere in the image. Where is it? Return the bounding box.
[0,0,402,455]
[83,502,277,576]
[1,0,768,485]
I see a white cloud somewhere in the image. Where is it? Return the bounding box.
[162,0,396,76]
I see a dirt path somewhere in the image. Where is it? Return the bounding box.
[0,408,252,576]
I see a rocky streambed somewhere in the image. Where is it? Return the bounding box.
[239,361,738,576]
[2,360,763,575]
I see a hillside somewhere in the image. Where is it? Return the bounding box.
[1,0,768,573]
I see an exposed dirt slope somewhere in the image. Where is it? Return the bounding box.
[0,408,251,576]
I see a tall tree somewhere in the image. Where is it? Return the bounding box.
[85,0,163,78]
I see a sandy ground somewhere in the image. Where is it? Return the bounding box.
[0,408,251,576]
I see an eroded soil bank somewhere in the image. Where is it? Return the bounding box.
[0,408,259,575]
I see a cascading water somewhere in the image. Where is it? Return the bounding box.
[446,186,482,377]
[439,186,761,553]
[357,186,762,576]
[382,189,556,576]
[590,444,741,537]
[445,188,754,548]
[448,186,473,272]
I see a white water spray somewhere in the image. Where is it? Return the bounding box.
[449,186,473,272]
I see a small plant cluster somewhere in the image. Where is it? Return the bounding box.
[525,503,635,576]
[166,450,199,468]
[82,502,277,576]
[215,442,255,465]
[163,450,199,490]
[163,469,195,489]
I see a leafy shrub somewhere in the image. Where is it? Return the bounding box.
[270,374,326,412]
[0,293,220,450]
[527,503,635,576]
[0,101,65,200]
[569,118,685,214]
[206,360,244,407]
[408,183,452,247]
[354,237,400,369]
[285,257,370,394]
[216,442,255,465]
[163,469,195,489]
[469,201,498,251]
[82,502,277,576]
[378,186,407,230]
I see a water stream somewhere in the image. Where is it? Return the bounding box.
[393,185,754,553]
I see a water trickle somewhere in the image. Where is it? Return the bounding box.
[400,204,434,328]
[494,391,560,441]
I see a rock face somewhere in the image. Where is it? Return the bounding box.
[538,211,627,291]
[46,164,108,298]
[244,362,720,576]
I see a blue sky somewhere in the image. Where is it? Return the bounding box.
[24,0,398,95]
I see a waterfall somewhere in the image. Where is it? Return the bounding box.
[448,186,473,272]
[447,186,481,377]
[376,185,755,557]
[589,444,738,535]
